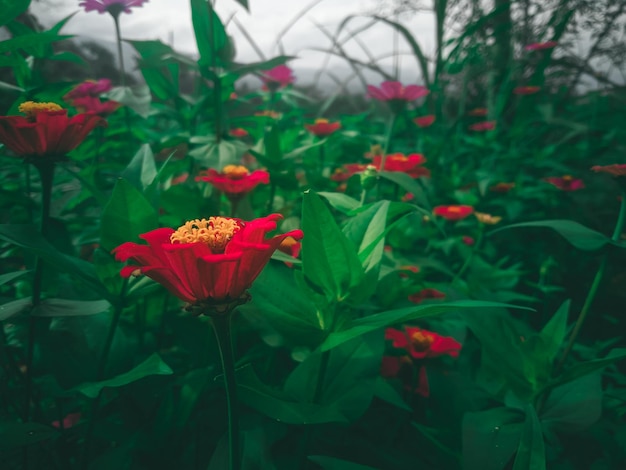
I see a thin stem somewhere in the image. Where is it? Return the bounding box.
[379,114,397,172]
[112,14,126,88]
[318,141,326,173]
[211,314,240,470]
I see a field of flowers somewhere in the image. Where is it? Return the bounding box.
[1,0,626,469]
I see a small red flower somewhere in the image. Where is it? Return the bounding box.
[544,175,585,191]
[170,173,189,185]
[113,214,304,306]
[591,164,626,177]
[408,288,446,304]
[229,128,249,138]
[398,265,420,279]
[432,205,474,221]
[367,81,429,102]
[524,41,558,51]
[402,192,414,202]
[469,121,496,131]
[51,412,81,429]
[468,108,488,117]
[372,153,430,178]
[305,118,341,137]
[64,79,112,100]
[490,182,516,193]
[196,165,270,200]
[0,102,105,159]
[462,236,475,246]
[413,115,435,128]
[330,164,368,182]
[260,65,295,90]
[513,86,541,95]
[71,96,121,117]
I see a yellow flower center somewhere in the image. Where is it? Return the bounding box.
[279,236,299,249]
[563,175,573,181]
[170,217,241,253]
[410,331,434,351]
[314,118,329,124]
[222,165,250,180]
[19,101,63,119]
[448,206,462,213]
[388,154,408,162]
[475,212,502,225]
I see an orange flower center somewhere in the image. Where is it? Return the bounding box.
[410,330,434,352]
[563,175,573,181]
[222,165,250,180]
[388,154,408,162]
[170,217,241,253]
[19,101,63,119]
[448,207,462,213]
[314,118,329,124]
[279,236,299,249]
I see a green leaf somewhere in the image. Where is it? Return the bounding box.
[462,407,525,470]
[104,85,152,118]
[0,421,58,451]
[0,31,71,55]
[0,0,30,27]
[322,300,530,352]
[548,348,626,389]
[191,0,228,67]
[308,456,377,470]
[538,300,570,362]
[317,192,360,214]
[378,171,430,209]
[0,297,32,321]
[32,298,111,317]
[301,191,365,303]
[72,353,173,398]
[100,178,158,252]
[512,404,545,470]
[491,220,614,251]
[122,144,158,191]
[232,0,249,11]
[189,140,242,169]
[0,270,29,286]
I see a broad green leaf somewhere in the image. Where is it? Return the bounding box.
[0,422,58,451]
[190,0,228,67]
[308,456,377,470]
[104,85,152,118]
[32,298,111,317]
[378,171,430,209]
[0,297,32,321]
[463,407,525,470]
[0,270,29,286]
[317,192,360,214]
[512,405,545,470]
[100,178,158,252]
[374,376,411,411]
[122,144,157,190]
[301,191,365,303]
[72,353,173,398]
[0,0,30,27]
[0,32,71,55]
[491,220,615,251]
[189,140,242,169]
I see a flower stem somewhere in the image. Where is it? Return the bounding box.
[557,193,626,370]
[112,13,126,89]
[318,141,326,173]
[379,114,396,172]
[211,314,240,470]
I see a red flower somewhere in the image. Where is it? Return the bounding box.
[468,108,488,117]
[278,236,301,268]
[524,41,558,51]
[260,65,295,90]
[544,175,585,191]
[64,79,112,100]
[113,214,304,306]
[591,164,626,177]
[330,164,368,182]
[513,86,541,95]
[398,265,420,278]
[229,128,249,138]
[413,115,435,128]
[196,165,270,200]
[432,205,474,221]
[51,412,81,429]
[71,96,121,117]
[490,182,516,193]
[367,81,429,102]
[170,173,189,185]
[408,288,446,304]
[305,118,341,137]
[372,153,430,178]
[0,101,105,159]
[462,236,475,246]
[469,121,496,131]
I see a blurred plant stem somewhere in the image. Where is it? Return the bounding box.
[211,313,240,470]
[557,192,626,370]
[452,227,484,285]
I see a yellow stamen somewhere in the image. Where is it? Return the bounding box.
[563,175,573,181]
[19,101,63,119]
[222,165,250,179]
[448,207,462,213]
[170,217,241,253]
[314,118,329,124]
[410,330,434,351]
[279,236,299,249]
[388,154,408,162]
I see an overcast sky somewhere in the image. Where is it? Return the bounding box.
[30,0,436,90]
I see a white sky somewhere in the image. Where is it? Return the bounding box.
[31,0,436,89]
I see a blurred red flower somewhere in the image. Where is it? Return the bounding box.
[79,0,148,14]
[490,182,516,193]
[432,205,474,221]
[462,236,475,246]
[591,164,626,177]
[372,153,430,178]
[71,96,121,117]
[413,115,435,128]
[524,41,558,51]
[196,165,269,201]
[64,79,112,100]
[229,128,249,138]
[544,175,585,191]
[305,118,341,137]
[513,86,541,95]
[408,288,446,304]
[367,81,429,102]
[113,214,303,307]
[469,121,496,131]
[260,65,295,90]
[0,101,104,159]
[468,108,488,116]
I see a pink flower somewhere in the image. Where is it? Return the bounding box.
[413,115,435,128]
[367,81,429,102]
[462,236,475,246]
[260,65,295,90]
[469,121,496,131]
[524,41,558,51]
[71,96,121,117]
[64,79,112,100]
[544,175,585,191]
[79,0,149,14]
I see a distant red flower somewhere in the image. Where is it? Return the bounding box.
[591,164,626,177]
[372,153,430,178]
[544,175,585,191]
[330,164,368,182]
[413,115,435,128]
[64,79,113,100]
[468,108,488,117]
[490,182,516,193]
[113,214,304,307]
[229,92,238,100]
[462,236,475,246]
[398,265,420,279]
[525,41,558,51]
[229,128,249,138]
[71,96,121,117]
[367,81,429,102]
[196,165,269,201]
[0,101,105,160]
[305,118,341,137]
[433,205,474,221]
[408,288,446,304]
[51,412,81,429]
[170,173,189,185]
[402,192,414,202]
[513,86,541,95]
[79,0,148,14]
[260,65,295,90]
[469,121,496,131]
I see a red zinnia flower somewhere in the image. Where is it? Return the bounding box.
[524,41,558,51]
[462,236,475,246]
[71,96,121,117]
[113,214,304,306]
[64,79,113,100]
[79,0,148,14]
[468,108,488,117]
[196,165,270,201]
[0,101,105,160]
[305,118,341,137]
[51,412,81,429]
[469,121,496,131]
[544,175,585,191]
[513,86,541,95]
[367,81,429,102]
[408,288,446,304]
[591,164,626,177]
[413,115,435,128]
[229,128,249,138]
[432,205,474,221]
[490,182,516,193]
[260,65,295,90]
[372,153,430,178]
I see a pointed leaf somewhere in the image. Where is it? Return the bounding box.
[512,405,545,470]
[122,144,157,190]
[548,348,626,389]
[0,270,29,286]
[538,300,570,362]
[0,297,32,321]
[0,0,30,27]
[32,298,111,317]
